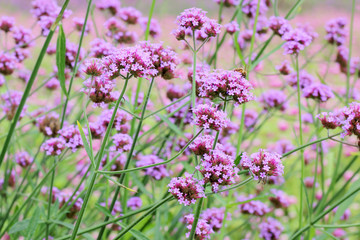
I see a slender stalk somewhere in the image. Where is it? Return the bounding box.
[60,0,93,127]
[69,78,129,240]
[188,197,204,240]
[346,0,356,105]
[296,55,304,229]
[191,30,197,119]
[0,0,70,168]
[46,157,57,240]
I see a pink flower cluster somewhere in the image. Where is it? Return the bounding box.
[269,189,295,208]
[198,150,239,192]
[200,207,229,232]
[82,76,119,108]
[282,28,313,55]
[15,151,33,168]
[184,214,214,240]
[317,112,340,129]
[1,90,27,121]
[110,133,133,153]
[269,16,291,37]
[214,0,240,7]
[127,196,142,210]
[260,90,288,111]
[98,108,131,133]
[303,83,334,102]
[173,8,221,41]
[168,172,205,206]
[197,70,255,106]
[189,135,216,156]
[240,149,284,182]
[259,217,284,240]
[286,70,314,89]
[0,52,17,75]
[237,194,270,216]
[58,125,83,152]
[41,137,66,156]
[325,17,347,46]
[136,155,169,180]
[193,104,229,131]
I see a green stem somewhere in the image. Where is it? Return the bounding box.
[46,157,57,240]
[346,0,356,105]
[296,55,305,229]
[60,0,93,127]
[188,197,204,240]
[69,78,129,240]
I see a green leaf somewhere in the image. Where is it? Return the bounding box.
[25,208,40,240]
[117,222,151,240]
[234,153,243,166]
[50,220,74,230]
[9,219,30,234]
[157,114,185,137]
[95,203,114,219]
[77,121,95,168]
[56,23,67,97]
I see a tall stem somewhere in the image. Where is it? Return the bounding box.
[296,55,304,228]
[69,78,129,240]
[46,157,57,240]
[346,0,356,105]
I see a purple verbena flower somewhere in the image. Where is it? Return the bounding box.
[237,194,270,216]
[260,90,288,111]
[303,83,334,102]
[41,137,66,156]
[136,155,169,180]
[259,217,284,240]
[127,197,142,210]
[110,133,132,153]
[117,7,142,24]
[193,104,229,131]
[184,214,214,240]
[15,151,33,168]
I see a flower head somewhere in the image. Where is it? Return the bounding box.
[110,133,132,153]
[136,155,169,180]
[127,197,142,210]
[303,83,334,102]
[237,194,270,216]
[193,104,229,131]
[41,137,66,156]
[325,17,347,46]
[269,16,291,36]
[282,28,312,55]
[58,125,83,152]
[15,151,33,168]
[0,16,15,33]
[260,90,288,111]
[184,214,214,240]
[117,7,142,24]
[259,217,284,240]
[168,172,205,206]
[317,112,340,129]
[240,149,284,182]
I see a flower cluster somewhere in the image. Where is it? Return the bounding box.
[189,135,216,156]
[139,41,179,80]
[199,150,239,192]
[269,189,295,208]
[317,112,340,129]
[269,16,291,37]
[276,60,293,75]
[127,197,142,210]
[1,90,26,121]
[282,28,313,55]
[240,149,284,182]
[168,172,205,206]
[110,133,133,153]
[259,217,284,240]
[242,0,269,18]
[224,21,239,35]
[325,17,347,46]
[237,194,270,216]
[173,8,221,41]
[0,52,17,75]
[58,125,83,152]
[200,207,228,232]
[100,152,126,177]
[15,151,33,168]
[214,0,240,7]
[184,214,214,240]
[193,104,228,131]
[96,0,121,15]
[82,76,119,108]
[260,90,288,112]
[118,7,142,24]
[98,108,131,133]
[303,83,334,102]
[0,16,15,32]
[286,70,314,89]
[36,112,60,137]
[198,70,254,106]
[41,137,66,156]
[136,155,169,180]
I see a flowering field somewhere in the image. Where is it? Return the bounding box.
[0,0,359,239]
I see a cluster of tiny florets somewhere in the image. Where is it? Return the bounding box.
[325,17,347,46]
[110,133,133,153]
[136,155,169,180]
[184,214,214,240]
[260,90,288,112]
[193,104,229,131]
[302,83,334,102]
[237,194,270,216]
[168,172,205,206]
[259,217,284,240]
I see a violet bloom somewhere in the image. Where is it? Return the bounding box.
[269,16,291,36]
[89,38,115,58]
[0,75,5,87]
[240,149,284,183]
[176,8,208,31]
[98,108,131,133]
[269,189,295,208]
[102,45,157,79]
[198,69,254,106]
[167,98,193,126]
[45,77,60,90]
[0,16,15,33]
[82,76,119,108]
[168,172,205,206]
[65,42,85,69]
[237,194,270,216]
[273,139,294,155]
[282,28,312,55]
[58,125,83,152]
[200,207,229,232]
[224,21,239,35]
[139,41,179,80]
[193,104,229,131]
[241,109,258,130]
[317,112,340,130]
[110,133,132,153]
[325,17,347,46]
[199,149,239,192]
[100,152,126,176]
[166,83,189,101]
[139,17,161,38]
[202,19,222,39]
[15,151,33,168]
[276,60,293,75]
[88,122,104,139]
[38,16,55,36]
[214,0,240,7]
[0,52,17,76]
[242,0,269,18]
[36,112,60,137]
[96,0,121,15]
[236,29,253,50]
[31,0,71,20]
[14,48,29,63]
[117,7,142,24]
[1,91,26,121]
[41,137,66,156]
[260,90,288,111]
[136,155,169,180]
[184,214,214,240]
[83,58,103,77]
[338,102,360,138]
[72,17,91,35]
[127,197,142,210]
[189,135,216,156]
[259,217,283,240]
[12,27,33,48]
[286,70,314,89]
[303,83,334,102]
